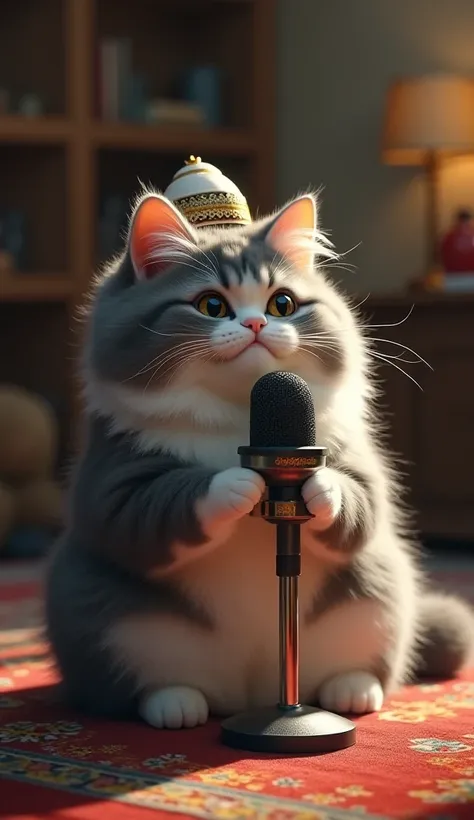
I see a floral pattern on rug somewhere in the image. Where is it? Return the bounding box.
[1,573,473,820]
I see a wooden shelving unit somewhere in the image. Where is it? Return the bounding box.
[0,0,276,462]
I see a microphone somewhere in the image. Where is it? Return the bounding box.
[240,371,325,579]
[220,372,356,755]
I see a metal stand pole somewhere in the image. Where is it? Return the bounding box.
[276,521,300,709]
[279,576,299,708]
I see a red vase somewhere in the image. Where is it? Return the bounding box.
[440,209,474,274]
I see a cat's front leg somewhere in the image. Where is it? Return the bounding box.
[138,467,265,730]
[300,467,375,563]
[147,466,265,578]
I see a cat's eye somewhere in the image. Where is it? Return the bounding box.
[195,292,230,319]
[266,291,297,317]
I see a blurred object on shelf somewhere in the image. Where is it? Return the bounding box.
[0,208,27,272]
[145,98,204,125]
[440,209,474,288]
[183,65,222,127]
[17,93,43,117]
[442,273,474,292]
[0,250,14,273]
[1,210,28,269]
[0,210,15,273]
[0,89,10,114]
[407,269,444,294]
[122,72,148,122]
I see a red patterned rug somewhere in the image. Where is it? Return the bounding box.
[1,564,473,820]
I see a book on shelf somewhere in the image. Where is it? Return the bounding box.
[98,36,132,121]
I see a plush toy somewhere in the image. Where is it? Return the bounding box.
[0,385,63,556]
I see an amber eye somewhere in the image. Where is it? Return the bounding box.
[195,292,230,319]
[267,291,297,317]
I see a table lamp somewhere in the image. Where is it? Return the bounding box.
[381,74,474,277]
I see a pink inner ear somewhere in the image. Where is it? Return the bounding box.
[266,196,316,269]
[130,195,193,279]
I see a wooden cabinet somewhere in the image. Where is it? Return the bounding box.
[363,294,474,539]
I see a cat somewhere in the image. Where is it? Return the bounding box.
[45,190,474,729]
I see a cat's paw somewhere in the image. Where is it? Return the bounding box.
[301,468,342,531]
[139,686,209,729]
[318,671,384,714]
[196,467,265,537]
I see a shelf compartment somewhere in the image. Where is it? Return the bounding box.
[0,0,66,116]
[0,145,68,272]
[94,0,254,127]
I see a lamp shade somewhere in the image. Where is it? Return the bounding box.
[382,74,474,165]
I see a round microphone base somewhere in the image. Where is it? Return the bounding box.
[220,703,356,755]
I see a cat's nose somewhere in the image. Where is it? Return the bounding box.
[241,315,267,333]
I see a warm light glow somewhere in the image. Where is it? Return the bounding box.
[382,74,474,165]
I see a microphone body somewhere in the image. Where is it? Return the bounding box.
[238,444,326,576]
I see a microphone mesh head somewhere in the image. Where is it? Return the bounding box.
[249,371,316,447]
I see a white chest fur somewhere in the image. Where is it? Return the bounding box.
[106,514,386,716]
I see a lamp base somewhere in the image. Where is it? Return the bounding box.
[220,703,356,754]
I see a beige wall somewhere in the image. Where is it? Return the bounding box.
[276,0,474,294]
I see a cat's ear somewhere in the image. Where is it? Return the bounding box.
[128,193,197,280]
[264,195,317,271]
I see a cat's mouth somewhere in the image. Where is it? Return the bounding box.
[233,338,273,358]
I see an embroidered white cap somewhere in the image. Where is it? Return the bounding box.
[164,155,251,228]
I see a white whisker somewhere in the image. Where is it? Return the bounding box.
[124,339,211,383]
[155,345,214,391]
[163,346,217,390]
[139,324,209,339]
[369,351,423,390]
[143,342,212,393]
[368,338,432,370]
[363,306,415,330]
[319,261,357,276]
[198,247,220,278]
[299,347,325,366]
[297,325,430,369]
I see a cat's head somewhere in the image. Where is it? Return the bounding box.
[84,191,367,429]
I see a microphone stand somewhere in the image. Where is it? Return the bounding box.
[220,447,356,754]
[279,524,300,710]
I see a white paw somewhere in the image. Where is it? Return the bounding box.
[301,468,342,531]
[139,686,209,729]
[196,467,265,537]
[318,671,384,714]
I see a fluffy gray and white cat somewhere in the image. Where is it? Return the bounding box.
[46,191,474,729]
